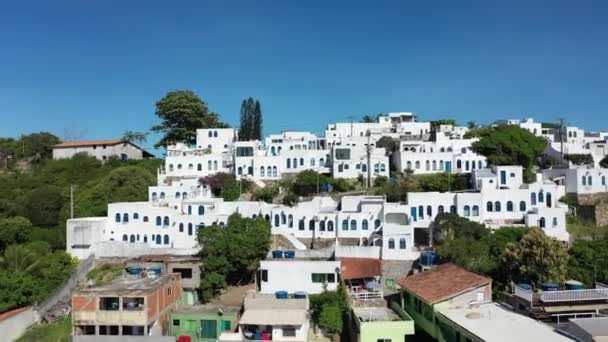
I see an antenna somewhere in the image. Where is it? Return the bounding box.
[347,115,357,137]
[558,117,565,166]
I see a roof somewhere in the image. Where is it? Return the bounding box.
[438,303,571,342]
[398,263,491,304]
[75,274,179,296]
[239,291,308,325]
[53,139,125,148]
[127,254,200,263]
[340,258,382,280]
[570,317,608,337]
[171,304,240,316]
[0,306,31,322]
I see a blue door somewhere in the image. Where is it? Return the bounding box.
[445,161,452,174]
[500,171,506,185]
[410,207,417,222]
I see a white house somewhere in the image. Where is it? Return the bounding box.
[543,167,608,195]
[52,139,153,161]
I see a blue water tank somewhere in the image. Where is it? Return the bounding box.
[272,250,284,258]
[294,291,307,299]
[151,267,162,275]
[420,251,438,266]
[275,291,289,299]
[542,282,560,291]
[284,250,295,259]
[127,267,142,275]
[565,280,584,290]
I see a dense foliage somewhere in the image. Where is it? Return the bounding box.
[568,239,608,286]
[199,172,252,201]
[197,213,271,302]
[430,119,457,129]
[238,97,263,141]
[0,132,61,164]
[309,285,349,336]
[376,136,398,156]
[374,172,470,202]
[151,90,228,148]
[564,153,594,166]
[468,125,547,179]
[600,155,608,168]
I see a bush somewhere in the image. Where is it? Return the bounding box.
[252,186,279,203]
[373,176,388,188]
[564,154,594,166]
[319,304,343,335]
[559,194,578,207]
[600,155,608,168]
[329,178,354,193]
[282,193,298,207]
[291,170,328,196]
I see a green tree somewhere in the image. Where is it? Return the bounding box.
[319,304,343,335]
[501,228,569,287]
[238,98,263,141]
[360,114,379,123]
[564,154,594,166]
[121,131,148,145]
[467,121,476,129]
[376,136,398,156]
[252,100,263,140]
[151,90,228,148]
[197,213,271,302]
[291,170,329,196]
[432,213,488,244]
[470,125,547,180]
[430,119,457,130]
[600,155,608,168]
[24,185,64,226]
[0,245,41,273]
[0,216,33,252]
[252,186,279,203]
[568,240,608,287]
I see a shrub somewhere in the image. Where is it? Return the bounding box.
[373,176,388,188]
[564,154,594,166]
[252,186,279,203]
[329,178,354,193]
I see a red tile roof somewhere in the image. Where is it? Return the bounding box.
[53,139,125,148]
[397,263,491,304]
[340,257,382,280]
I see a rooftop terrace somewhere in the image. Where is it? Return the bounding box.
[75,274,178,296]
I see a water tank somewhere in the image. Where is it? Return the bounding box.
[284,250,295,259]
[565,280,584,290]
[127,267,142,275]
[272,250,284,258]
[275,291,288,299]
[542,282,560,291]
[294,291,307,299]
[420,251,438,266]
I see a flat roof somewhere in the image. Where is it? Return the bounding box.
[438,303,571,342]
[127,254,200,263]
[172,304,240,316]
[75,274,177,296]
[570,317,608,336]
[353,307,400,322]
[240,292,308,326]
[244,292,307,311]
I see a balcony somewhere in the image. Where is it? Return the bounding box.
[513,284,608,304]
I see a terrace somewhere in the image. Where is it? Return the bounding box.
[513,283,608,305]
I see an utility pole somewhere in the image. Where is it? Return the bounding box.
[366,131,372,188]
[70,185,75,219]
[347,115,356,137]
[559,118,565,166]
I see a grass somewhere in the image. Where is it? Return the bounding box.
[566,215,608,241]
[17,317,71,342]
[86,263,124,286]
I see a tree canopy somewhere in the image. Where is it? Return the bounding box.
[197,213,271,302]
[469,125,547,179]
[564,153,594,166]
[238,97,263,141]
[151,90,228,148]
[600,155,608,168]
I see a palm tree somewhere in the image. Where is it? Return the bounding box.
[0,245,41,273]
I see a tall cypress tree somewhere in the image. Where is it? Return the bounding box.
[253,100,263,140]
[238,99,249,141]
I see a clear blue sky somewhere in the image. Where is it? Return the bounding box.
[1,0,607,153]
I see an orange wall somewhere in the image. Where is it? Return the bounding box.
[72,295,96,312]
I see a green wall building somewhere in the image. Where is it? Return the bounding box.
[169,305,239,342]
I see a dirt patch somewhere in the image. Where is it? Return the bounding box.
[209,283,255,307]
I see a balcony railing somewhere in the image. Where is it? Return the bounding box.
[350,291,383,300]
[540,288,608,302]
[513,285,533,303]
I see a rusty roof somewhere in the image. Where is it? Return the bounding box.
[340,257,382,280]
[0,306,31,321]
[397,263,491,304]
[53,139,125,148]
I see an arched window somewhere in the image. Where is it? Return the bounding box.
[507,201,514,212]
[143,216,148,222]
[472,205,479,216]
[299,158,304,166]
[494,201,501,212]
[133,213,139,219]
[531,192,537,205]
[375,219,381,228]
[299,219,305,231]
[175,192,181,199]
[115,213,121,222]
[362,164,367,172]
[156,216,161,226]
[188,223,193,236]
[450,205,457,214]
[143,235,148,243]
[478,161,483,169]
[426,205,432,217]
[188,163,193,170]
[406,161,412,169]
[327,221,334,231]
[183,192,187,199]
[208,160,212,170]
[440,147,445,152]
[342,219,348,230]
[465,160,470,171]
[288,215,293,228]
[260,167,265,177]
[539,217,546,228]
[152,192,157,201]
[267,166,272,177]
[129,234,135,243]
[163,216,169,226]
[415,161,421,169]
[265,214,270,222]
[457,159,462,169]
[432,160,437,170]
[293,158,297,168]
[168,164,174,172]
[546,192,552,208]
[287,159,291,168]
[319,220,325,231]
[122,234,128,241]
[309,220,315,231]
[582,175,587,186]
[197,163,202,171]
[425,160,430,171]
[486,201,493,212]
[208,131,212,137]
[388,238,395,249]
[177,164,182,170]
[538,191,544,203]
[463,205,470,217]
[461,147,467,153]
[520,201,526,212]
[362,219,368,230]
[273,166,277,177]
[438,205,444,214]
[338,164,343,172]
[160,192,165,199]
[274,215,280,227]
[198,205,205,215]
[310,158,315,166]
[320,158,325,166]
[553,217,558,227]
[179,223,184,232]
[213,161,218,170]
[238,167,243,175]
[602,176,606,186]
[588,175,593,186]
[399,238,406,249]
[350,219,357,230]
[417,206,424,219]
[281,212,286,225]
[164,235,169,245]
[155,235,161,245]
[123,213,128,222]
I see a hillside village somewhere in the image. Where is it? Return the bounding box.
[1,90,608,342]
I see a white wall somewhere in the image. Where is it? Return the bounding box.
[259,260,340,294]
[53,143,145,161]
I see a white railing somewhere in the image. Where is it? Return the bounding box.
[540,288,608,302]
[513,285,533,303]
[596,282,608,289]
[552,312,608,325]
[350,291,383,300]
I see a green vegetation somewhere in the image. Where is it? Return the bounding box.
[0,132,61,166]
[373,172,471,202]
[87,263,124,286]
[238,97,263,141]
[468,125,547,180]
[251,185,279,203]
[17,317,71,342]
[376,136,399,156]
[568,239,608,286]
[197,213,271,302]
[199,172,253,201]
[430,119,457,129]
[564,153,594,166]
[309,285,349,337]
[600,155,608,168]
[151,90,229,148]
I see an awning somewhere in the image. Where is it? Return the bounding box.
[239,309,307,325]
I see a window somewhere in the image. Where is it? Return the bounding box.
[335,148,351,160]
[463,205,470,217]
[197,163,202,171]
[507,201,514,212]
[274,215,280,227]
[299,219,305,231]
[426,205,432,217]
[122,234,128,241]
[260,167,265,177]
[179,223,184,232]
[160,192,165,199]
[415,161,421,169]
[130,235,135,242]
[312,273,336,283]
[156,216,162,226]
[539,217,546,228]
[520,201,527,212]
[286,159,291,168]
[173,320,180,326]
[188,223,193,236]
[99,297,120,311]
[327,221,334,231]
[494,201,501,212]
[362,219,368,230]
[472,205,479,216]
[143,216,148,222]
[487,201,493,212]
[350,219,357,230]
[399,238,406,249]
[375,219,381,228]
[582,175,587,186]
[309,220,315,231]
[531,192,537,205]
[438,205,444,214]
[122,297,144,311]
[163,234,169,245]
[236,146,254,157]
[201,320,218,339]
[377,339,392,342]
[553,217,558,227]
[588,176,593,186]
[418,206,424,219]
[163,216,169,226]
[300,158,304,166]
[450,205,457,214]
[319,220,326,231]
[538,191,544,203]
[388,238,395,249]
[603,176,606,186]
[198,205,205,215]
[283,327,296,337]
[425,160,430,171]
[457,159,462,169]
[261,269,268,282]
[342,219,348,230]
[115,213,121,223]
[288,214,293,228]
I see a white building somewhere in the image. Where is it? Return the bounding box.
[52,139,153,161]
[543,167,608,195]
